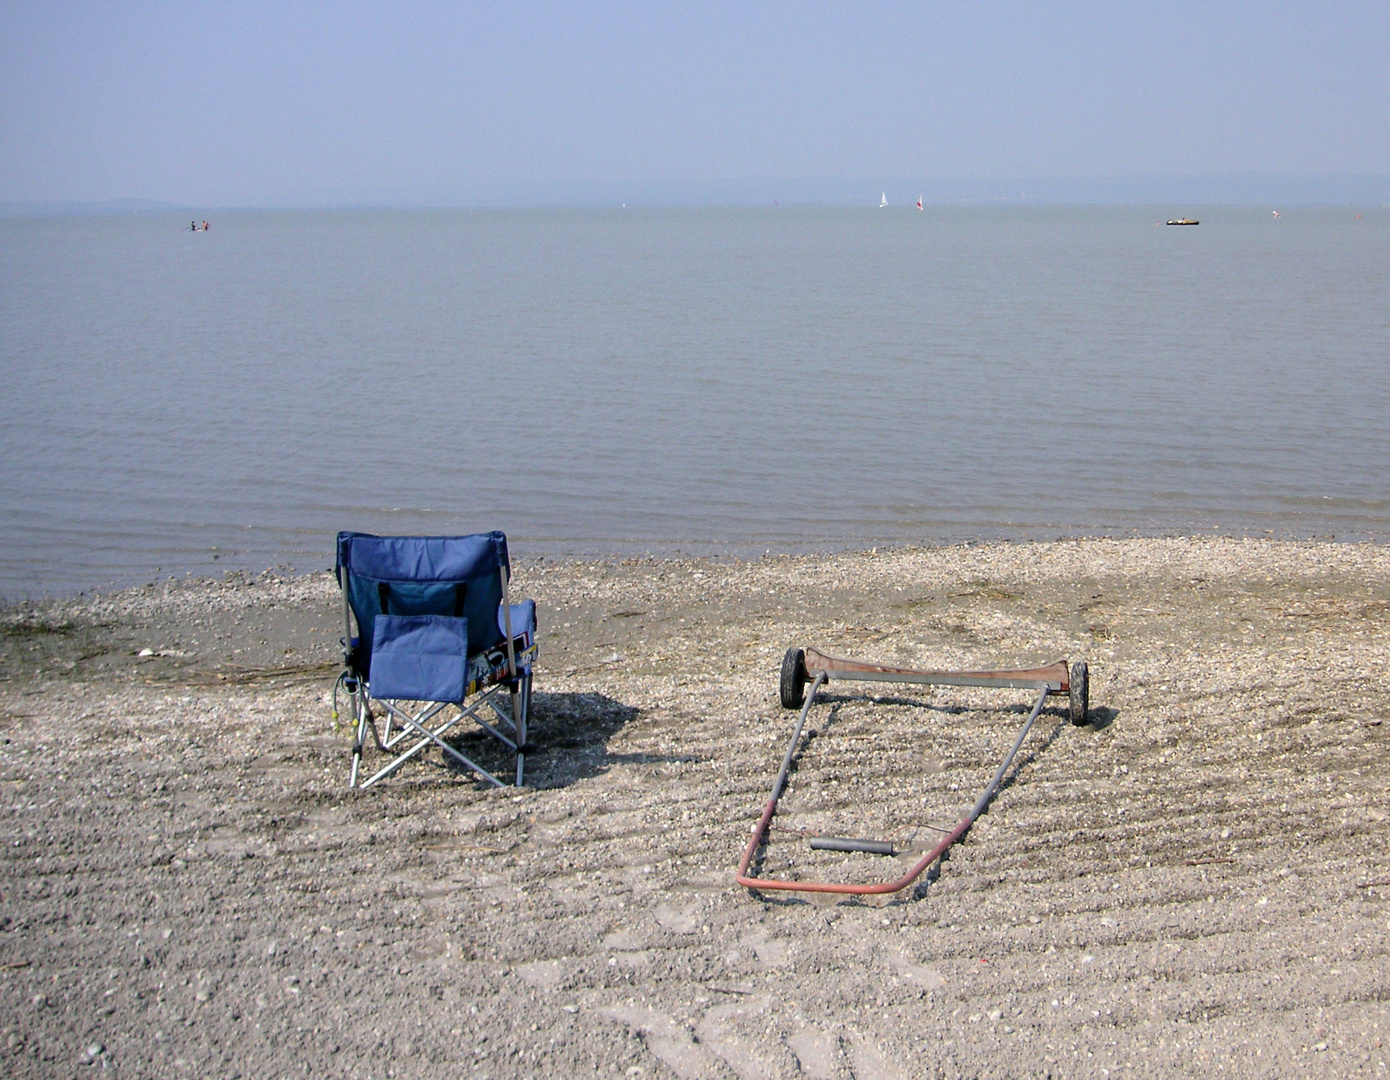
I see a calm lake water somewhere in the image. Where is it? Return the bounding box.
[2,206,1388,596]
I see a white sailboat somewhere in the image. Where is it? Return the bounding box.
[879,191,888,208]
[917,195,923,211]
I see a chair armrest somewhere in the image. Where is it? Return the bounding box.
[497,599,536,641]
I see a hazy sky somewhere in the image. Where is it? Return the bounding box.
[2,1,1387,205]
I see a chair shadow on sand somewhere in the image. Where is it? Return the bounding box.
[438,690,697,789]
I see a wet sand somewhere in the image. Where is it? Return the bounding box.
[1,538,1388,1078]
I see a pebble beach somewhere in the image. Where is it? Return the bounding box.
[2,537,1388,1078]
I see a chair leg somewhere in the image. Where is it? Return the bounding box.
[349,686,368,790]
[512,676,528,787]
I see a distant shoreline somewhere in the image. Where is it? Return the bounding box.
[5,184,1390,216]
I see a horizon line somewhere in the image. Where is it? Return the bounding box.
[5,172,1390,216]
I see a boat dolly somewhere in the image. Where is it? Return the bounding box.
[736,647,1089,897]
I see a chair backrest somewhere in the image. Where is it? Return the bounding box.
[336,531,510,674]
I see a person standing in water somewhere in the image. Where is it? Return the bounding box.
[202,221,209,231]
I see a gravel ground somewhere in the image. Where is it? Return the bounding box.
[1,538,1388,1079]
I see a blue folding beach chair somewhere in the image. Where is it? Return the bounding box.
[335,531,537,789]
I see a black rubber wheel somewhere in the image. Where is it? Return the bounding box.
[779,648,808,710]
[1069,661,1090,725]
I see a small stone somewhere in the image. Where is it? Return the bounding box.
[86,1043,104,1058]
[138,648,154,657]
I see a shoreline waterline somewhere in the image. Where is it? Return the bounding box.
[6,532,1388,611]
[7,525,1390,603]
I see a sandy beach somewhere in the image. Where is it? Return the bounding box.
[2,537,1388,1078]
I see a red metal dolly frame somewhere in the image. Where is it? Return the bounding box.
[736,647,1090,897]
